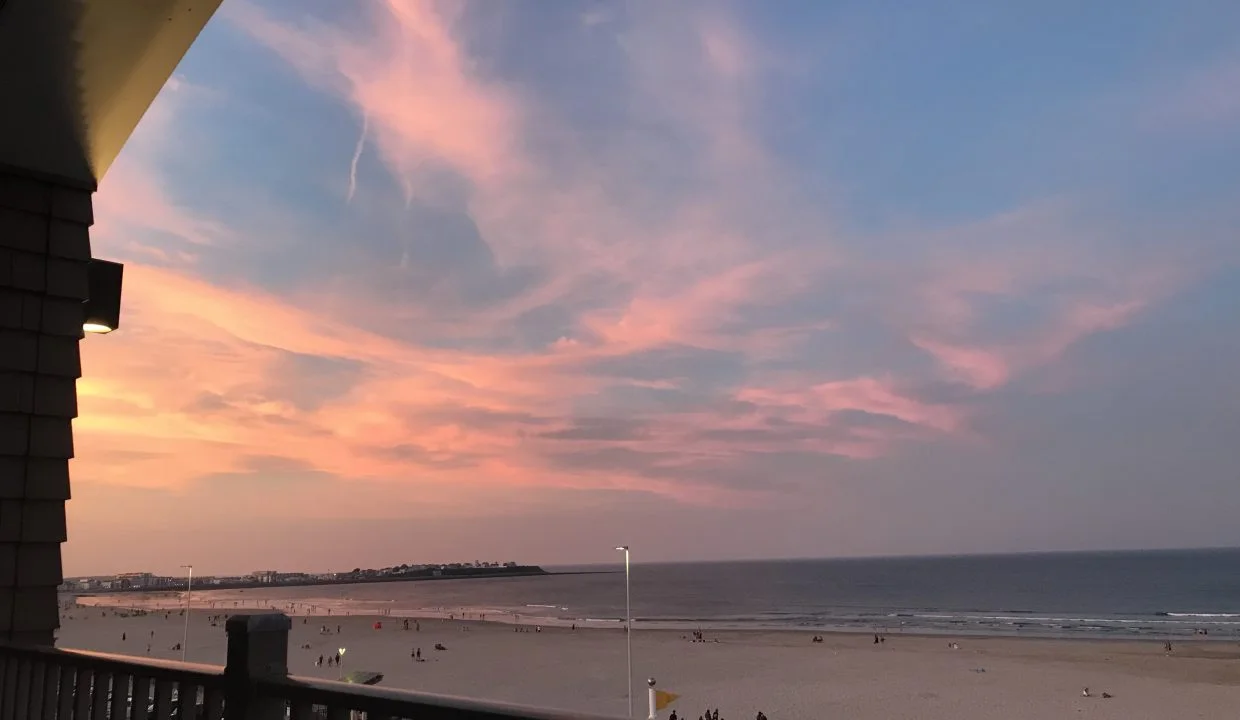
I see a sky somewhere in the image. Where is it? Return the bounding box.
[66,0,1240,576]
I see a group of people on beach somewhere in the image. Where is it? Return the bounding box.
[668,708,768,720]
[315,650,344,668]
[119,627,179,655]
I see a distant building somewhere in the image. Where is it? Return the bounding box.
[116,572,156,589]
[250,570,278,584]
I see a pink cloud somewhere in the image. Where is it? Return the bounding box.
[909,336,1011,390]
[92,78,229,263]
[76,3,1017,522]
[734,375,966,455]
[227,0,523,199]
[227,1,842,367]
[80,261,809,505]
[910,299,1152,391]
[886,202,1186,390]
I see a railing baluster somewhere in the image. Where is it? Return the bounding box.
[130,677,152,720]
[1,653,17,720]
[15,657,34,720]
[172,683,194,720]
[73,667,94,720]
[201,689,224,720]
[110,673,130,720]
[55,664,75,720]
[26,661,46,720]
[90,671,110,720]
[39,662,59,720]
[288,700,313,720]
[150,680,173,720]
[0,654,8,720]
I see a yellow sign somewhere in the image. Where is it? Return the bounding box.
[655,690,680,710]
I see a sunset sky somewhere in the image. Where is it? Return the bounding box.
[69,0,1240,576]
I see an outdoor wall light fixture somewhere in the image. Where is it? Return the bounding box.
[83,259,124,334]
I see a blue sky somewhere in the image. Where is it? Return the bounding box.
[70,0,1240,575]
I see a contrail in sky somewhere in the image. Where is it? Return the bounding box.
[347,113,369,203]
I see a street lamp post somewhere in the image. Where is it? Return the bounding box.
[180,564,192,662]
[616,545,632,717]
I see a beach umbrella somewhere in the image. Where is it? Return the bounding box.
[340,670,384,685]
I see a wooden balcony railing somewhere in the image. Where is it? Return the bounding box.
[0,613,620,720]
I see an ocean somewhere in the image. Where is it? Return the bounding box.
[190,548,1240,640]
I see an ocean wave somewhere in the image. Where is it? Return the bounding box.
[913,612,1240,626]
[1160,612,1240,618]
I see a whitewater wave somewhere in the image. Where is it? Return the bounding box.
[914,612,1240,625]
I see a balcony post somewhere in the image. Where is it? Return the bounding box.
[225,613,291,720]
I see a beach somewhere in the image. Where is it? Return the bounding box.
[58,599,1239,720]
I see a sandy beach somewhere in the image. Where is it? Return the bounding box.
[57,598,1239,720]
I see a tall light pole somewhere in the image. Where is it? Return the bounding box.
[180,565,193,662]
[615,545,632,717]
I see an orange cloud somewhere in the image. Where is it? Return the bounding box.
[84,3,1185,531]
[76,3,969,521]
